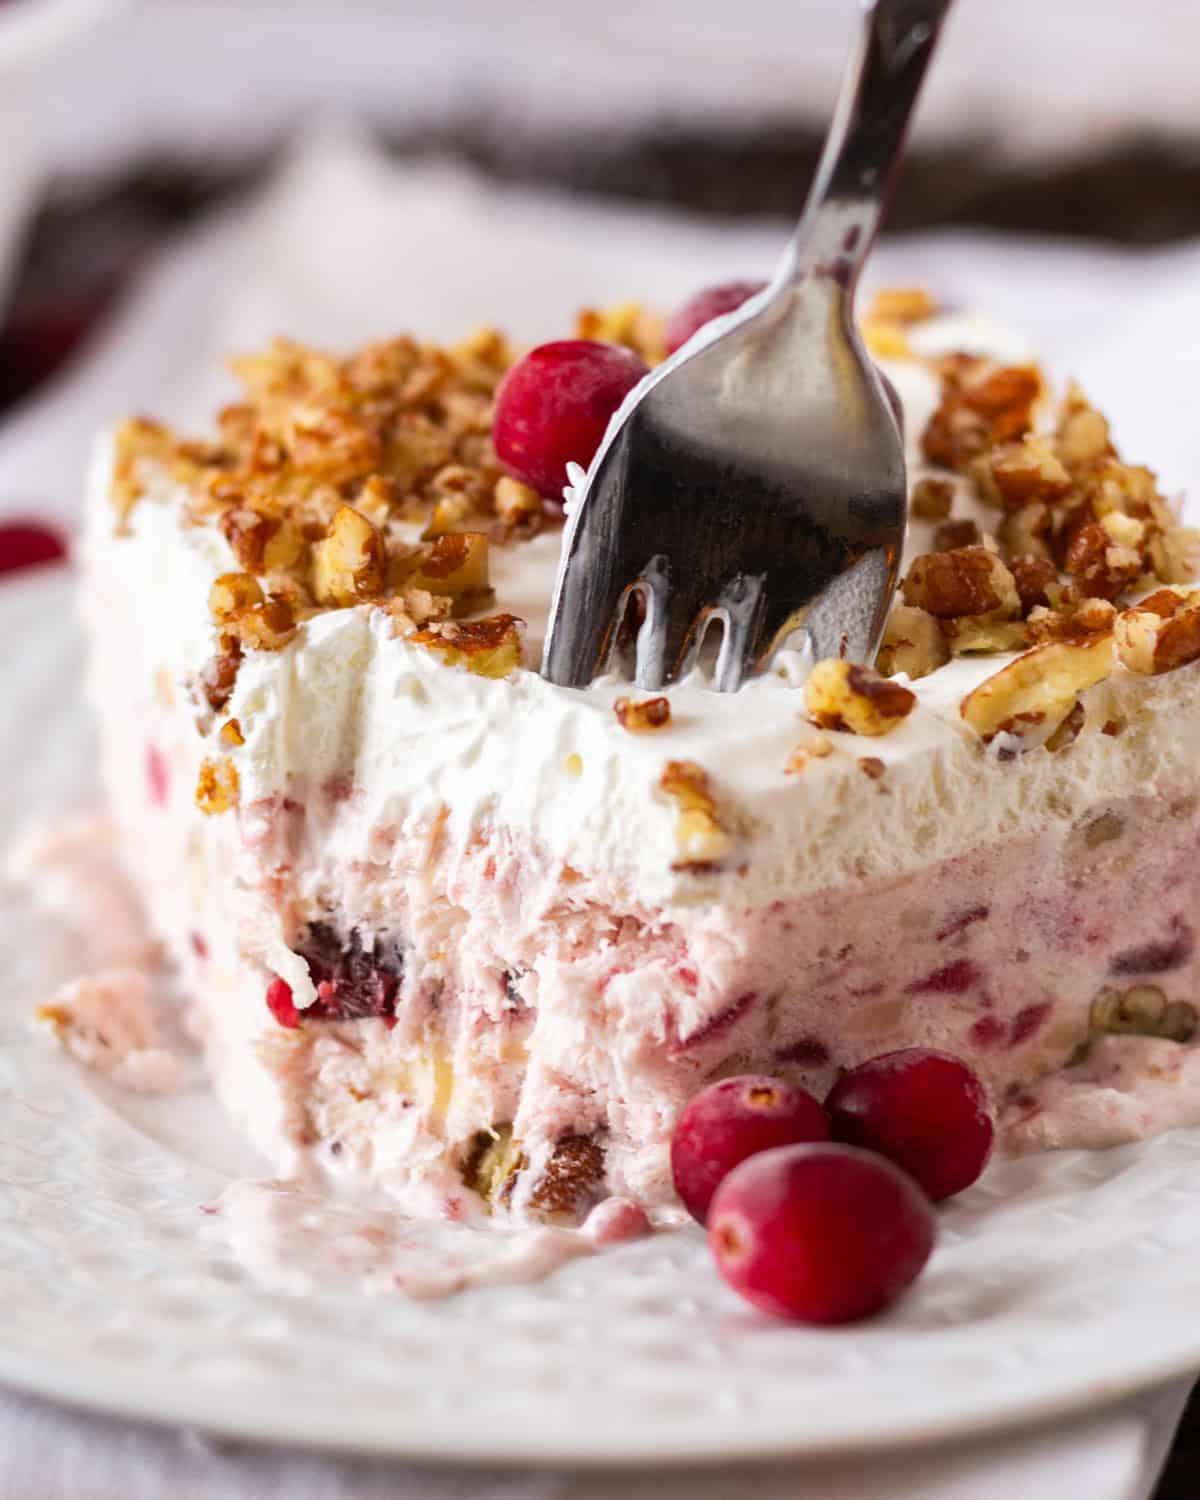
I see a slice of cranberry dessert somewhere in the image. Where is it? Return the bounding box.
[79,289,1200,1226]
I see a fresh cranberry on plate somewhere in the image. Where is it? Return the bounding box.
[671,1073,829,1224]
[0,520,67,576]
[493,340,648,499]
[825,1047,994,1202]
[708,1142,936,1324]
[662,280,767,355]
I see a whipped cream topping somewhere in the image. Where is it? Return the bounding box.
[86,313,1200,919]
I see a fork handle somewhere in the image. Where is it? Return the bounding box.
[782,0,952,287]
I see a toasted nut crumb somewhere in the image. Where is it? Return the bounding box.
[858,756,886,780]
[195,757,240,814]
[922,363,1041,471]
[399,531,493,616]
[199,645,242,712]
[230,597,298,652]
[219,718,244,747]
[1056,382,1112,467]
[784,734,834,774]
[614,696,671,732]
[310,505,385,607]
[902,546,1020,620]
[910,477,955,520]
[942,616,1029,656]
[1010,555,1058,614]
[410,614,524,678]
[804,659,916,736]
[867,287,937,325]
[209,572,264,622]
[1114,589,1200,675]
[984,436,1072,509]
[960,634,1114,741]
[1026,596,1116,644]
[933,518,981,552]
[494,475,542,527]
[660,760,733,866]
[574,301,665,364]
[1065,521,1143,600]
[877,605,950,680]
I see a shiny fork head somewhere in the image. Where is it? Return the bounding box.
[541,0,951,693]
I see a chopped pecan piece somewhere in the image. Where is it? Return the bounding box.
[311,505,385,607]
[209,572,264,621]
[902,546,1020,620]
[921,362,1041,471]
[910,476,955,520]
[399,532,493,616]
[960,634,1113,742]
[933,518,981,552]
[981,435,1072,509]
[1064,520,1143,600]
[1114,589,1200,675]
[410,614,523,678]
[660,760,733,866]
[1010,555,1058,614]
[614,696,671,732]
[877,605,949,681]
[804,659,916,736]
[195,757,240,815]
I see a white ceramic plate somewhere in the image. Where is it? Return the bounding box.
[5,563,1200,1465]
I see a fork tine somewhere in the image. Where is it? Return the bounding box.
[712,574,766,693]
[634,570,713,691]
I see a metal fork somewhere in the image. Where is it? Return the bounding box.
[541,0,953,693]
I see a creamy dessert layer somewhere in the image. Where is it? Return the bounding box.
[80,293,1200,1222]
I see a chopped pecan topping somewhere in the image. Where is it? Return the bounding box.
[660,760,732,867]
[311,505,385,607]
[804,659,916,736]
[910,476,955,520]
[858,756,886,780]
[784,734,834,774]
[877,605,949,681]
[397,531,493,617]
[219,718,245,748]
[921,361,1041,471]
[614,696,671,732]
[902,546,1020,620]
[575,301,665,364]
[199,643,242,712]
[933,518,981,552]
[1114,588,1200,675]
[410,614,523,679]
[980,436,1072,509]
[960,634,1113,742]
[1064,520,1142,600]
[1009,555,1058,614]
[195,757,240,815]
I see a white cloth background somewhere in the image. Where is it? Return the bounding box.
[1,128,1199,1496]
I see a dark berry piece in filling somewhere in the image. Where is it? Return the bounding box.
[266,924,405,1027]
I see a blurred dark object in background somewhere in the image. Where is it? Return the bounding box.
[5,125,1200,420]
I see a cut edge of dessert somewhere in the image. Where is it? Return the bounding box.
[45,276,1200,1300]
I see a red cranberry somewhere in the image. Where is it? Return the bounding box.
[671,1073,829,1224]
[0,520,67,576]
[145,743,169,807]
[709,1143,936,1324]
[663,280,767,355]
[493,340,648,499]
[266,977,301,1029]
[825,1047,993,1202]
